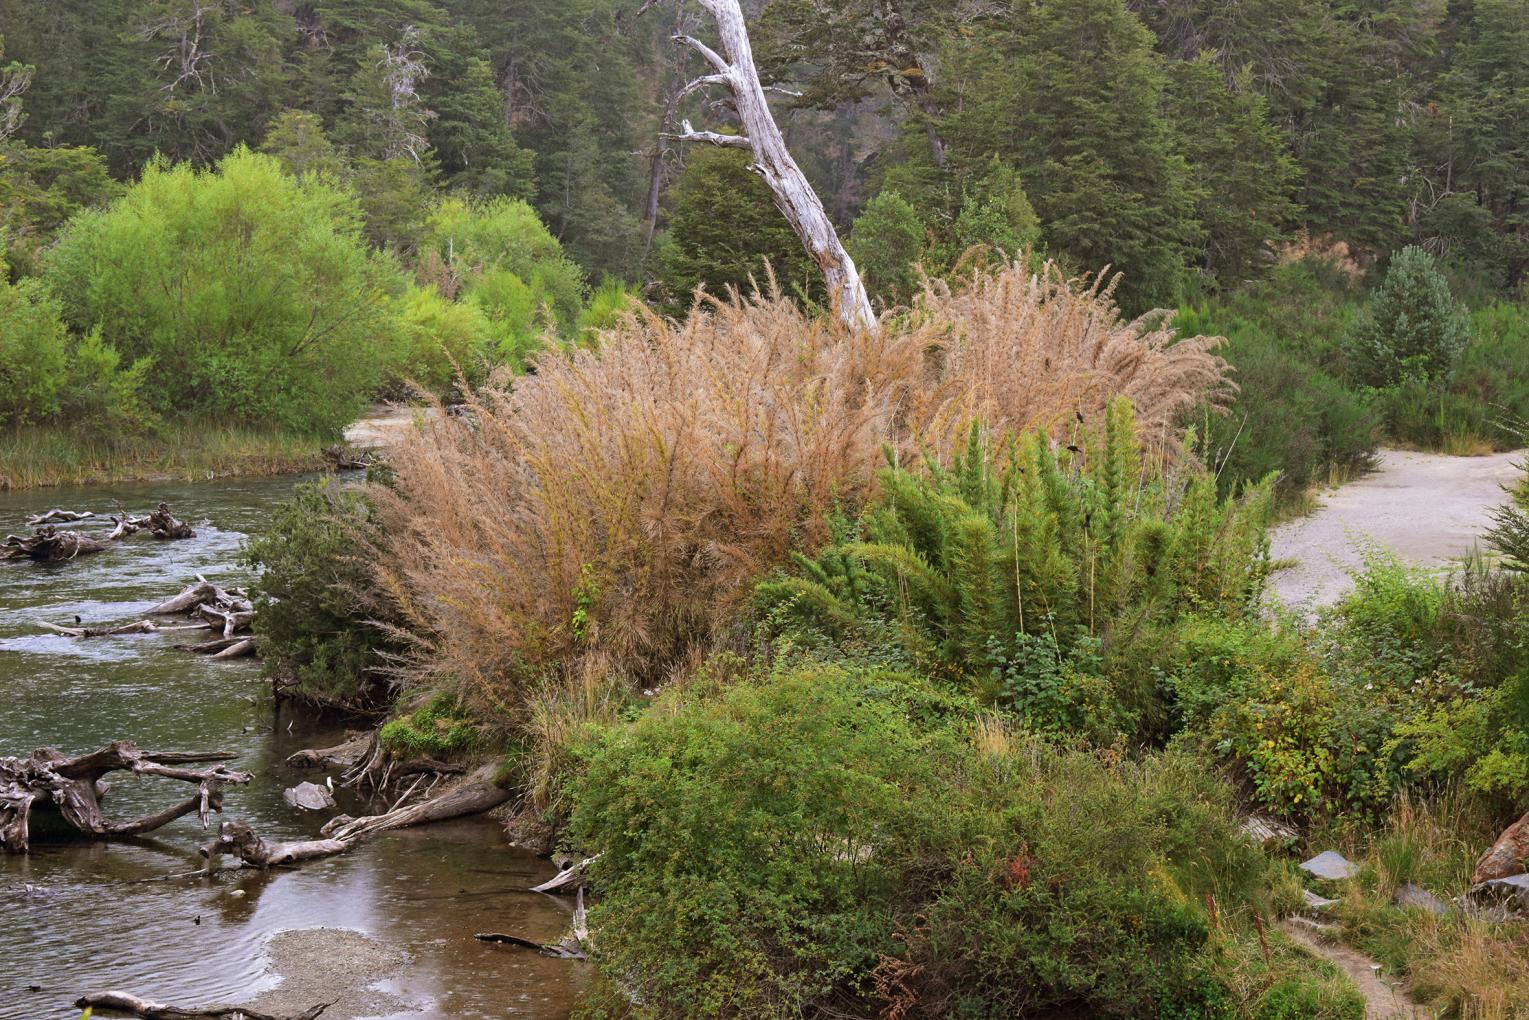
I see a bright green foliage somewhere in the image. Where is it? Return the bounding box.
[1164,57,1298,287]
[426,195,585,334]
[389,284,494,396]
[380,692,484,758]
[570,662,1274,1020]
[575,279,639,341]
[44,148,404,435]
[847,190,924,306]
[1347,246,1471,387]
[925,160,1041,272]
[0,142,116,279]
[658,147,819,313]
[245,479,399,710]
[935,0,1202,310]
[759,402,1274,734]
[0,276,68,425]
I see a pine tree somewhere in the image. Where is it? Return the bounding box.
[1346,245,1472,387]
[935,0,1203,311]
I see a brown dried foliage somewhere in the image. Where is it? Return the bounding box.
[368,261,1233,716]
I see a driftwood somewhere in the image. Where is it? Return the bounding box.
[144,502,194,539]
[26,508,95,526]
[1,524,110,562]
[476,888,591,959]
[37,620,207,639]
[286,732,371,770]
[204,766,511,870]
[323,444,375,471]
[0,742,251,853]
[75,991,331,1020]
[209,638,257,660]
[530,854,600,894]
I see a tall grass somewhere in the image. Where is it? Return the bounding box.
[367,261,1234,716]
[0,424,330,490]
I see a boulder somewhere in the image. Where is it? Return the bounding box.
[282,781,336,811]
[1472,809,1529,885]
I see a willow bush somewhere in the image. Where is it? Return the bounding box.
[367,260,1235,718]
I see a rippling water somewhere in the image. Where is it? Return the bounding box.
[0,475,581,1019]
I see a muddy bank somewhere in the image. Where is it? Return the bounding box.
[1268,448,1522,607]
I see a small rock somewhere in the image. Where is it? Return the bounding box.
[283,781,336,811]
[1472,872,1529,914]
[1303,888,1339,910]
[1300,850,1359,881]
[1393,883,1448,915]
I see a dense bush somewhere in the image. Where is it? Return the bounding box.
[45,147,405,435]
[1488,463,1529,571]
[759,401,1273,739]
[388,284,494,396]
[367,262,1234,713]
[1346,246,1472,388]
[1178,260,1380,503]
[245,480,399,711]
[569,660,1338,1020]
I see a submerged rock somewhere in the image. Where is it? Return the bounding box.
[1300,850,1359,881]
[283,781,336,811]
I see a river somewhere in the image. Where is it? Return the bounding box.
[0,474,582,1019]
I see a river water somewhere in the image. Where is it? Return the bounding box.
[0,475,582,1019]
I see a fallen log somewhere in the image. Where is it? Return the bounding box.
[75,990,331,1020]
[209,638,257,660]
[475,888,590,959]
[530,854,600,894]
[286,732,371,770]
[175,635,247,655]
[26,509,95,526]
[148,579,220,615]
[38,620,208,639]
[323,444,375,471]
[1,742,251,853]
[1,525,110,562]
[205,766,511,870]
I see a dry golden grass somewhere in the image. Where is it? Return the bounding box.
[368,260,1233,717]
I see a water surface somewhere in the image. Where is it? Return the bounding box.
[0,475,581,1019]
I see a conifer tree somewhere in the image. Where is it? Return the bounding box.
[1346,245,1471,387]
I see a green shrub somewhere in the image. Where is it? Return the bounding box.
[1253,977,1363,1020]
[45,147,404,435]
[388,283,494,396]
[245,479,399,710]
[847,189,924,306]
[1346,246,1471,388]
[1488,464,1529,571]
[0,275,67,425]
[379,692,484,758]
[569,662,1271,1020]
[759,401,1274,737]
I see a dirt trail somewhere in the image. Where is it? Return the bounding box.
[1268,448,1522,607]
[1279,920,1427,1019]
[342,404,440,451]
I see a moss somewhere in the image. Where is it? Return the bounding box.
[378,694,484,758]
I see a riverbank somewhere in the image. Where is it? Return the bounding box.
[0,405,433,492]
[0,425,330,492]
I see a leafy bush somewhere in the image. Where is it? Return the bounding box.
[245,480,399,711]
[388,283,494,396]
[569,662,1273,1020]
[1488,462,1529,571]
[1346,246,1472,388]
[379,692,484,758]
[759,401,1273,738]
[848,189,924,306]
[45,147,405,434]
[0,275,67,425]
[426,195,585,335]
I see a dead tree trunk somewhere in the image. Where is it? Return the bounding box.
[0,742,251,853]
[75,991,331,1020]
[1,524,110,562]
[660,0,876,333]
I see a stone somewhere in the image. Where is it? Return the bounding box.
[1392,883,1448,915]
[282,781,336,811]
[1472,809,1529,884]
[1300,850,1359,881]
[1303,888,1339,910]
[1241,814,1298,848]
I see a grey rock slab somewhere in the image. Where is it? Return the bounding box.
[1300,850,1359,881]
[283,780,336,811]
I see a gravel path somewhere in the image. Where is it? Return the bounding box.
[1279,920,1426,1019]
[1268,448,1522,608]
[342,404,439,451]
